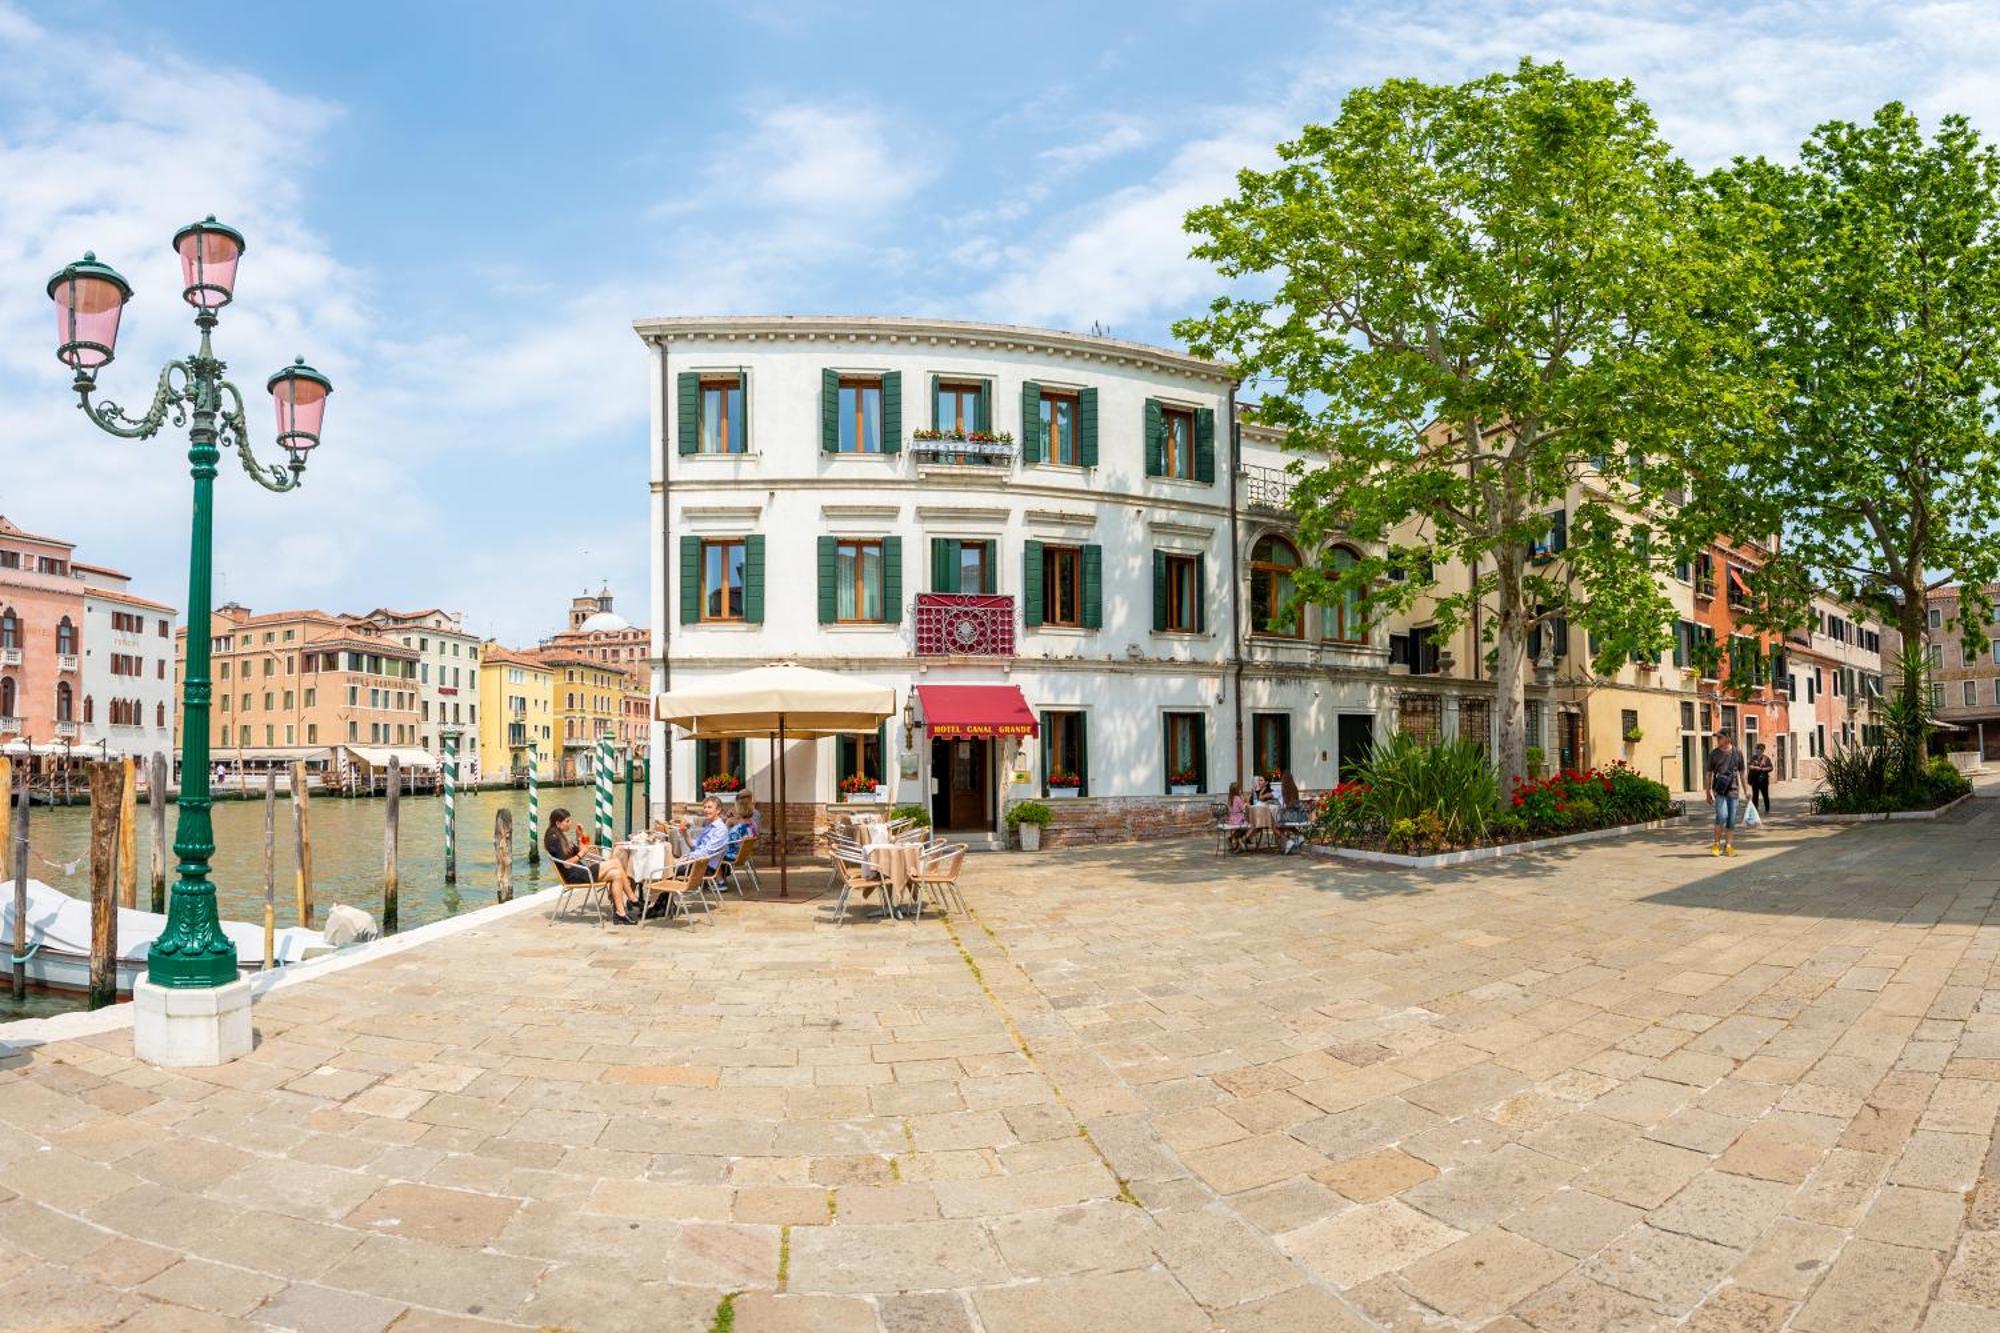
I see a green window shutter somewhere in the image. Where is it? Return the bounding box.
[820,368,840,452]
[1039,713,1051,796]
[1553,508,1568,553]
[1023,541,1045,627]
[1144,399,1164,476]
[817,536,837,625]
[1194,407,1216,483]
[1194,718,1208,794]
[1077,713,1089,797]
[1079,387,1099,467]
[982,541,996,594]
[679,535,701,624]
[676,372,699,455]
[1020,382,1042,464]
[1195,552,1207,634]
[975,377,993,433]
[694,738,709,786]
[743,535,765,624]
[929,373,940,429]
[881,536,902,624]
[736,369,750,452]
[1160,715,1171,793]
[1082,544,1103,629]
[1152,551,1168,632]
[881,371,902,454]
[931,538,957,593]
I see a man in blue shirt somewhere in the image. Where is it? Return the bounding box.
[683,795,731,870]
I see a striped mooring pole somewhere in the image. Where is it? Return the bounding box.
[526,740,540,865]
[593,735,614,846]
[443,733,458,884]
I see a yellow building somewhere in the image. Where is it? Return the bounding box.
[478,644,555,780]
[537,650,630,781]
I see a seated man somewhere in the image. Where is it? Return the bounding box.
[544,807,635,924]
[681,795,732,871]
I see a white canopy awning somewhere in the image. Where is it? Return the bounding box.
[341,746,438,770]
[656,664,896,739]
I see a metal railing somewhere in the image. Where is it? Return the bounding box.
[1240,464,1295,512]
[909,438,1016,466]
[915,594,1017,657]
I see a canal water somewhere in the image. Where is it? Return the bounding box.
[1,783,605,1022]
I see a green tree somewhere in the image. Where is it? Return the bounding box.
[1176,59,1758,781]
[1716,104,2000,757]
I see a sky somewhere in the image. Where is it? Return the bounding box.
[5,0,2000,646]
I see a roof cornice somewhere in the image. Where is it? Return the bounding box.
[631,315,1238,385]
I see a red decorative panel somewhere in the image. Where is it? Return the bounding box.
[915,594,1015,658]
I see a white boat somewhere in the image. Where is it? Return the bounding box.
[0,880,325,998]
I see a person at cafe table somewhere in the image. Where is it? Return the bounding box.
[679,795,733,871]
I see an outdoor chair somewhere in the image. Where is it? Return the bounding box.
[552,859,609,925]
[828,854,882,927]
[719,833,763,896]
[648,855,710,928]
[914,843,968,918]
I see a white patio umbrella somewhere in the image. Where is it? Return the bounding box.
[655,664,897,895]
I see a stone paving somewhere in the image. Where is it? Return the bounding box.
[1,789,1998,1330]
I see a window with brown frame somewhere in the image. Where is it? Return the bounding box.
[1249,535,1301,638]
[837,378,882,453]
[1321,546,1367,643]
[1043,545,1084,627]
[834,539,886,622]
[1040,390,1079,465]
[698,378,744,454]
[701,539,747,621]
[936,381,984,434]
[1161,405,1196,480]
[1164,554,1200,632]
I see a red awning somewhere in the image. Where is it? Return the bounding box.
[917,684,1038,739]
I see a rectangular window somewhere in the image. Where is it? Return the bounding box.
[957,541,991,595]
[1164,554,1200,633]
[1524,700,1545,751]
[835,540,885,622]
[835,726,884,791]
[1163,712,1205,793]
[699,377,744,453]
[1620,708,1639,738]
[935,380,985,435]
[1039,390,1078,466]
[1929,607,1942,629]
[837,378,882,453]
[1042,545,1083,627]
[1679,701,1695,730]
[695,738,745,788]
[1251,713,1291,779]
[702,539,747,622]
[1965,680,1978,707]
[1038,710,1086,795]
[1161,405,1195,480]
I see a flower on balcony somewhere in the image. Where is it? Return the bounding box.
[910,428,1015,444]
[1168,768,1199,787]
[1047,770,1082,789]
[838,773,879,795]
[701,773,744,793]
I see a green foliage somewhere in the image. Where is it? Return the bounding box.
[1004,801,1053,828]
[1355,733,1498,843]
[1524,746,1546,778]
[1176,58,1762,779]
[889,803,931,828]
[1813,740,1969,815]
[1386,810,1450,855]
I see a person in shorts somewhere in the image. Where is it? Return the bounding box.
[1706,732,1747,857]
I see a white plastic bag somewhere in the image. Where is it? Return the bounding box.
[1742,800,1761,829]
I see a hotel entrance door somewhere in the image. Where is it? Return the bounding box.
[932,736,993,832]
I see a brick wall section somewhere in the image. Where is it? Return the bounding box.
[1038,796,1217,849]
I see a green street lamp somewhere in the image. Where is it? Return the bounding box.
[48,217,331,991]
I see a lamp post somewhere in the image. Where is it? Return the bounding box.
[47,217,331,1004]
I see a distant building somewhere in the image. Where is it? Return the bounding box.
[0,515,179,758]
[543,584,649,667]
[1922,584,2000,763]
[1782,598,1885,780]
[535,650,631,781]
[350,608,482,772]
[478,644,555,779]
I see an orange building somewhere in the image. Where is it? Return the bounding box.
[1687,536,1793,778]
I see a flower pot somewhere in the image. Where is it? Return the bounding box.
[1017,824,1042,852]
[1169,785,1197,797]
[1047,788,1080,799]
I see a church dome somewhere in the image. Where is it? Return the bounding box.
[578,610,630,633]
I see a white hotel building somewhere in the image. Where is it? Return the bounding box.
[640,317,1407,843]
[78,565,178,761]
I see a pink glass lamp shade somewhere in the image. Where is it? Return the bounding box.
[267,357,332,457]
[172,215,245,309]
[46,252,133,371]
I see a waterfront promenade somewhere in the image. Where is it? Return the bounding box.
[1,790,1997,1330]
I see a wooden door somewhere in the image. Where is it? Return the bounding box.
[946,738,990,830]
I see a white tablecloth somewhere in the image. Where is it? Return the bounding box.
[620,840,672,884]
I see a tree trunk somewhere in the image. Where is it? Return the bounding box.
[1492,553,1531,784]
[1897,587,1931,765]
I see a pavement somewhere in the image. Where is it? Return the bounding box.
[1,784,1997,1331]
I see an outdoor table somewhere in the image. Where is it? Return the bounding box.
[1247,804,1279,849]
[864,842,922,917]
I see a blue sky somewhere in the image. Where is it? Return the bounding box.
[5,1,1998,644]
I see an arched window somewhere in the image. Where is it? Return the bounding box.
[157,702,166,728]
[1321,546,1368,644]
[0,609,17,651]
[1249,535,1301,638]
[55,617,75,655]
[56,681,73,723]
[83,695,93,724]
[0,677,15,718]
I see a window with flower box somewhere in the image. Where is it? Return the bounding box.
[1252,713,1291,779]
[1041,710,1087,796]
[835,726,885,797]
[1162,712,1207,794]
[695,739,745,793]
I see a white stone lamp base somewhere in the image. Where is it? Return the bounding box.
[132,977,253,1068]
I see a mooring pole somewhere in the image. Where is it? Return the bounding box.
[494,807,513,903]
[148,751,168,913]
[382,754,400,933]
[442,734,458,885]
[88,762,121,1010]
[526,740,540,866]
[118,755,137,910]
[262,771,276,971]
[11,755,30,1002]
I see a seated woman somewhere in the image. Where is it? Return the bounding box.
[722,792,759,883]
[544,807,636,924]
[1222,781,1250,852]
[1277,771,1307,854]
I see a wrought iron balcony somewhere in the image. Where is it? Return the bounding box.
[1240,464,1295,513]
[909,436,1016,467]
[915,594,1016,657]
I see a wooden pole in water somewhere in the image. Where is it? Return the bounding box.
[262,772,276,971]
[87,762,121,1010]
[494,807,513,902]
[382,754,400,933]
[0,758,10,928]
[292,759,315,927]
[148,752,168,914]
[118,756,137,909]
[11,756,29,1001]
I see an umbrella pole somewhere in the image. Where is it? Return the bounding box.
[778,715,789,898]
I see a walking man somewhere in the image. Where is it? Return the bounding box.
[1747,742,1774,816]
[1706,731,1747,857]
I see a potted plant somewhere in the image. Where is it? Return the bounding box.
[1168,768,1199,797]
[1623,726,1644,744]
[1006,800,1053,851]
[889,803,931,829]
[839,773,885,803]
[1046,770,1082,799]
[702,773,744,795]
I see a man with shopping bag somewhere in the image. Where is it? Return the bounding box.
[1706,732,1748,857]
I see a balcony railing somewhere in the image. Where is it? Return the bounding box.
[915,594,1016,657]
[0,717,19,735]
[0,648,20,667]
[1241,465,1295,513]
[55,720,78,738]
[56,654,78,673]
[909,437,1016,467]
